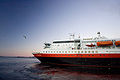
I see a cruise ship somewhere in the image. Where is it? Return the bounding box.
[33,32,120,66]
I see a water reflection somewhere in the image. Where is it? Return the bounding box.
[0,57,120,80]
[30,63,120,80]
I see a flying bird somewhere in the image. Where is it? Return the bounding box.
[23,35,27,39]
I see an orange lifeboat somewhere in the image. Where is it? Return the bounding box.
[115,41,120,46]
[97,41,113,46]
[86,43,96,47]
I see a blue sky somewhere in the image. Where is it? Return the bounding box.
[0,0,120,56]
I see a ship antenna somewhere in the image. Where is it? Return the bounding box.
[97,32,101,38]
[78,33,80,38]
[73,34,75,39]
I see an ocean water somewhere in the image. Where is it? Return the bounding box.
[0,57,120,80]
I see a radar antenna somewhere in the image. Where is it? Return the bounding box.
[69,33,75,39]
[97,32,101,38]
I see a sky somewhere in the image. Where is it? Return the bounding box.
[0,0,120,56]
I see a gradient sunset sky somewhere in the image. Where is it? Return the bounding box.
[0,0,120,56]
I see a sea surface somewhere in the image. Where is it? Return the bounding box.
[0,57,120,80]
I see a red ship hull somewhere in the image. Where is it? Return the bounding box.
[33,53,120,67]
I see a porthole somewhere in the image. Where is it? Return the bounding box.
[88,51,90,53]
[85,51,87,53]
[92,51,94,53]
[81,51,83,53]
[95,51,98,53]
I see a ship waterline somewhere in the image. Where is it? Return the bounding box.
[33,53,120,58]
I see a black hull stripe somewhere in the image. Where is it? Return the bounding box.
[36,57,120,67]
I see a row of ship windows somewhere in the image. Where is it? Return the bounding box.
[42,51,98,53]
[44,54,107,56]
[82,47,115,49]
[82,41,96,43]
[52,44,74,46]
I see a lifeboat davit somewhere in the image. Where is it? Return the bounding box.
[115,41,120,46]
[86,43,96,47]
[97,41,113,46]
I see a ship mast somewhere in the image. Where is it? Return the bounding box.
[97,32,101,38]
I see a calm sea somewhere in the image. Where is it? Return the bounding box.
[0,57,120,80]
